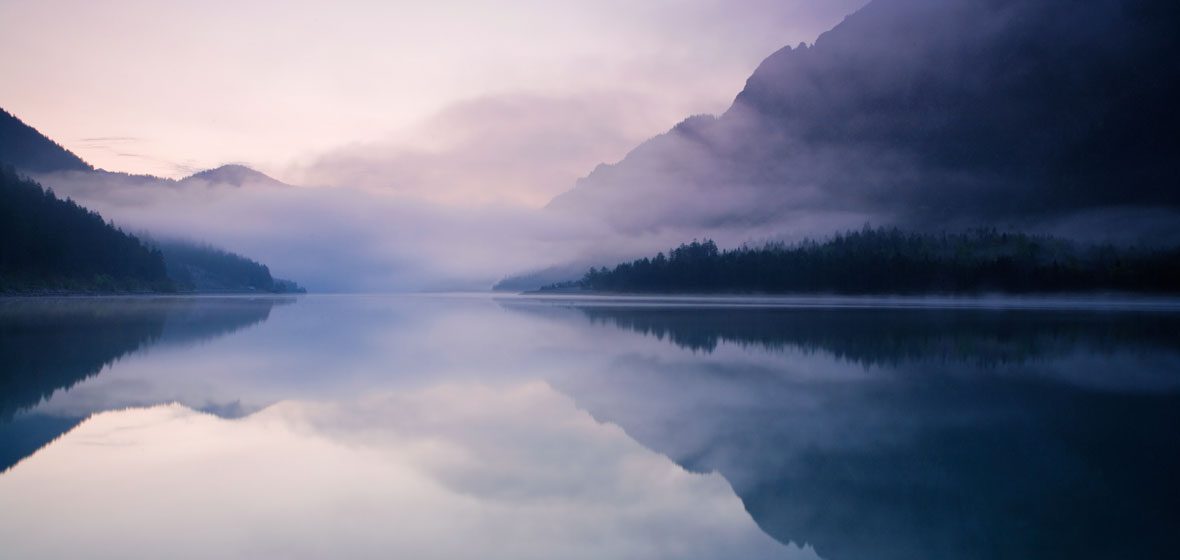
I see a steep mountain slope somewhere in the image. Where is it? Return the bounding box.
[0,166,171,293]
[0,108,92,174]
[548,0,1180,239]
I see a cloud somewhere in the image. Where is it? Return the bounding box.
[293,92,675,206]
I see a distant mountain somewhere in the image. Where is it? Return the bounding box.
[0,166,172,293]
[180,164,291,188]
[549,0,1180,240]
[0,108,92,174]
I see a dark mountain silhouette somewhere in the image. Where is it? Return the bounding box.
[0,108,92,174]
[0,297,291,472]
[548,0,1180,240]
[502,300,1180,559]
[0,166,172,293]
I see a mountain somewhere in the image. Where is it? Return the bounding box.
[0,166,172,293]
[548,0,1180,241]
[0,108,92,174]
[0,107,304,292]
[180,164,291,188]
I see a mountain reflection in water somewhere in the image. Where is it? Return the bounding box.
[502,298,1180,560]
[0,296,291,472]
[0,384,810,560]
[1,295,1177,560]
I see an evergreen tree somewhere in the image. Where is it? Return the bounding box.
[561,228,1180,295]
[0,166,172,293]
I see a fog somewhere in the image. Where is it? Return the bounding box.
[34,169,598,291]
[33,163,871,292]
[290,92,677,207]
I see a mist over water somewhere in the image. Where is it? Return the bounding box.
[1,294,1177,559]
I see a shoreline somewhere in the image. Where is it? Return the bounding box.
[508,291,1180,312]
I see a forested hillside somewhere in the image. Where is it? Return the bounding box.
[0,106,306,294]
[151,239,305,294]
[0,166,171,293]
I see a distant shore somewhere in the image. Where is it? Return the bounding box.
[510,291,1180,312]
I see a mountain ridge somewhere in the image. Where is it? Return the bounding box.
[0,108,92,174]
[0,107,287,186]
[548,0,1180,241]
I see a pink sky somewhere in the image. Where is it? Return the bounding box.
[0,0,863,203]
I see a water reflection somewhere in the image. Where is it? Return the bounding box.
[0,296,291,471]
[522,298,1180,364]
[0,295,1178,559]
[503,298,1180,560]
[0,383,811,560]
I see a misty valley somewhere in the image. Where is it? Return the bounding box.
[3,0,1180,558]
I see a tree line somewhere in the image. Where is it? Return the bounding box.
[558,228,1180,295]
[150,238,304,294]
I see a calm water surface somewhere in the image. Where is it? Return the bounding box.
[1,294,1178,559]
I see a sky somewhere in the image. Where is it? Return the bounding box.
[0,0,865,204]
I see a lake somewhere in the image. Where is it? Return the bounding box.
[1,294,1178,559]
